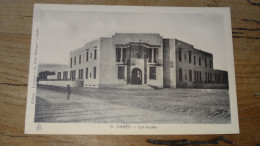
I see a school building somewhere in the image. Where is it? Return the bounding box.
[39,33,228,89]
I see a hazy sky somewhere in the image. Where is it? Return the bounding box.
[38,8,228,70]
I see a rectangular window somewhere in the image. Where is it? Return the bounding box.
[57,72,61,80]
[194,56,196,65]
[70,70,73,80]
[205,72,207,83]
[78,69,83,79]
[93,67,96,79]
[189,70,192,81]
[118,66,125,79]
[86,52,89,62]
[94,49,97,60]
[189,51,191,63]
[209,73,212,83]
[197,71,199,82]
[179,49,182,62]
[194,71,196,82]
[179,68,182,81]
[199,71,202,82]
[85,68,88,79]
[116,48,121,62]
[63,71,68,80]
[205,59,207,68]
[79,55,81,64]
[74,56,76,65]
[70,70,75,80]
[70,58,72,68]
[209,60,212,68]
[148,48,152,63]
[154,48,158,63]
[150,67,156,79]
[122,48,126,63]
[208,73,210,83]
[199,57,201,66]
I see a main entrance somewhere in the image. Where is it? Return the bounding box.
[131,68,142,85]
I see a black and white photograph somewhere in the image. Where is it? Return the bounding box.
[25,4,239,134]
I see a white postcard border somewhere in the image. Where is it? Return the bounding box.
[25,4,239,135]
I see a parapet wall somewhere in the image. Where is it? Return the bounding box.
[38,80,83,87]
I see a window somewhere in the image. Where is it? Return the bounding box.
[194,71,198,82]
[205,72,207,83]
[78,69,83,79]
[208,72,210,83]
[116,48,121,62]
[197,71,199,82]
[74,56,76,65]
[90,52,92,58]
[205,59,207,68]
[194,56,196,65]
[93,67,96,79]
[86,52,89,62]
[150,67,156,79]
[154,48,158,63]
[122,48,126,63]
[194,71,197,82]
[63,71,68,80]
[210,73,212,83]
[79,55,81,64]
[94,49,97,60]
[184,54,186,60]
[57,72,61,80]
[189,70,192,81]
[209,60,212,68]
[179,68,182,81]
[148,48,152,63]
[185,74,187,80]
[70,70,76,80]
[85,68,88,79]
[199,71,202,82]
[189,51,191,63]
[199,57,201,66]
[118,66,125,79]
[70,58,72,68]
[179,49,182,62]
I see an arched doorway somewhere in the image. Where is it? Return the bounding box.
[131,68,142,85]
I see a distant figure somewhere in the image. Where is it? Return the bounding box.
[67,85,71,100]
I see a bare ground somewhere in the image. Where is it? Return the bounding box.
[35,85,230,124]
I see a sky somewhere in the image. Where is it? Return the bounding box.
[38,8,229,70]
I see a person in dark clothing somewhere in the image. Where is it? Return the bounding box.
[67,85,71,100]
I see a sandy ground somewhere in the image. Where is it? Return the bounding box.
[35,85,230,124]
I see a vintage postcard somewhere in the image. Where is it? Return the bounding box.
[25,4,239,134]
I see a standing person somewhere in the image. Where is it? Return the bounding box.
[67,85,71,100]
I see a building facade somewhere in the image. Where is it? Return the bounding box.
[39,33,228,89]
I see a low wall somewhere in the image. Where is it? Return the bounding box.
[38,80,83,87]
[177,82,229,89]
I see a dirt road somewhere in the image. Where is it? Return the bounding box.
[35,86,230,124]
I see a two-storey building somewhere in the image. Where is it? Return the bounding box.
[39,33,228,89]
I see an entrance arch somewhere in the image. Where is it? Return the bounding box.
[131,68,142,85]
